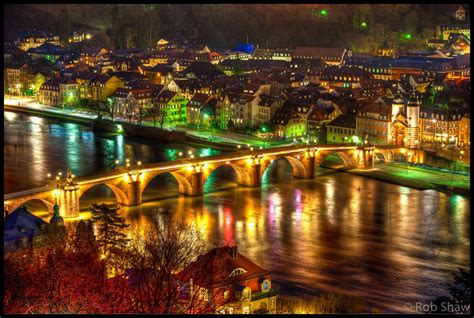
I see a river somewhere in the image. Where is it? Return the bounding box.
[3,111,470,313]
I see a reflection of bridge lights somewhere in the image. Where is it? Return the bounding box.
[178,152,183,156]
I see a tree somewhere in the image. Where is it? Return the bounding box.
[106,98,119,121]
[91,203,130,276]
[71,220,99,259]
[123,212,230,313]
[125,99,137,123]
[136,104,146,125]
[3,235,120,314]
[150,104,166,128]
[156,107,168,129]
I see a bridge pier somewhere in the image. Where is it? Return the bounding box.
[241,164,261,187]
[126,180,142,205]
[295,155,316,179]
[356,147,374,170]
[189,172,204,196]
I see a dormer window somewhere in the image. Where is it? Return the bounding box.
[229,268,247,276]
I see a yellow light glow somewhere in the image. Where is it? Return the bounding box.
[226,161,230,164]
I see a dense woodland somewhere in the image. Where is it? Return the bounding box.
[4,4,469,52]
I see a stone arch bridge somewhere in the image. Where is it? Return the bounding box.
[4,144,378,218]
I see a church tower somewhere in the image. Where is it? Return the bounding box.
[406,94,420,149]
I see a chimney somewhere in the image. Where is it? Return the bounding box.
[231,245,238,259]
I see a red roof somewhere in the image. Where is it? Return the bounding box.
[176,246,268,290]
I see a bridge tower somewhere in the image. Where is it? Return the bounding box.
[61,169,80,218]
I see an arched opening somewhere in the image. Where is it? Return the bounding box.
[317,152,355,176]
[8,199,53,220]
[78,183,126,212]
[262,157,294,185]
[141,172,180,202]
[203,164,238,193]
[374,152,386,163]
[393,153,408,162]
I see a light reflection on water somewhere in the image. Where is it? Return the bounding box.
[3,111,471,313]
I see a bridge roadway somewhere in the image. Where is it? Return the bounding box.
[4,143,425,218]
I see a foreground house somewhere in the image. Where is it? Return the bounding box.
[176,245,278,314]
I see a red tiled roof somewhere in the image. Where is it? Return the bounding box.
[176,246,268,290]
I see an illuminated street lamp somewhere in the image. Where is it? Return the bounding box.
[360,21,368,30]
[315,9,329,18]
[401,33,412,41]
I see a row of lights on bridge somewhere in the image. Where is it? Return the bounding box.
[114,158,142,169]
[46,171,75,182]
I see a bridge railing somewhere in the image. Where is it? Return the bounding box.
[4,185,54,200]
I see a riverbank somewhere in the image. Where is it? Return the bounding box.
[4,96,292,149]
[4,104,93,125]
[322,158,470,196]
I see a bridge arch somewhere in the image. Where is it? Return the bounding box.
[7,198,55,215]
[261,155,308,180]
[140,171,193,199]
[78,182,129,206]
[202,163,251,187]
[316,151,358,168]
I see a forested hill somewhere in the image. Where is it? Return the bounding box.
[4,4,469,51]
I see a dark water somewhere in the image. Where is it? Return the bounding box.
[3,111,470,313]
